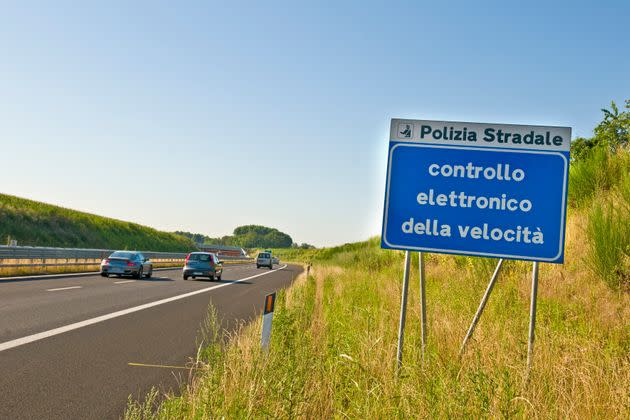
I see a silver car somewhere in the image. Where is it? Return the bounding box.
[100,251,153,278]
[183,252,223,281]
[256,252,273,269]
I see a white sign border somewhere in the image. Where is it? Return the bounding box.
[382,143,569,262]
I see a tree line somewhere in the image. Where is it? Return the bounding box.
[175,225,314,249]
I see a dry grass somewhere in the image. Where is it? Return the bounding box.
[126,210,629,419]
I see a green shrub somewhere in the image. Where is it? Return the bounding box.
[570,136,602,161]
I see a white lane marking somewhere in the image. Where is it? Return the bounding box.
[46,286,83,292]
[0,265,288,353]
[114,280,136,285]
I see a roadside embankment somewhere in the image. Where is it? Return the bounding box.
[127,147,629,418]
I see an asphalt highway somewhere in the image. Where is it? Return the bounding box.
[0,263,302,419]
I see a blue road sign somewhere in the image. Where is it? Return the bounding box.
[382,119,571,263]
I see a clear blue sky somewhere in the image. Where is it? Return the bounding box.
[1,1,628,247]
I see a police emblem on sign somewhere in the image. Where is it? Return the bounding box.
[398,123,412,139]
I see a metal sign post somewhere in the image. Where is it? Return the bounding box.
[382,118,570,372]
[396,251,412,371]
[419,252,427,361]
[261,292,276,352]
[459,258,504,357]
[526,262,539,376]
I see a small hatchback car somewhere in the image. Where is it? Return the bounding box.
[256,252,273,269]
[183,252,223,281]
[100,251,153,278]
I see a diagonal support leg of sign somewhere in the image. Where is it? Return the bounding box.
[396,251,412,372]
[459,258,504,357]
[419,252,427,363]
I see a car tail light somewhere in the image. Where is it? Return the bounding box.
[103,259,110,264]
[185,254,191,263]
[127,261,135,266]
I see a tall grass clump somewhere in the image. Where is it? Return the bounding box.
[567,147,630,289]
[586,172,630,289]
[568,147,629,206]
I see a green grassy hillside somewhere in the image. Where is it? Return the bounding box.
[0,194,196,252]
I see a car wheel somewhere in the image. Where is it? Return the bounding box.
[135,267,143,279]
[269,265,273,270]
[145,270,152,278]
[256,265,260,269]
[209,274,215,281]
[217,273,222,281]
[101,272,108,277]
[183,274,189,280]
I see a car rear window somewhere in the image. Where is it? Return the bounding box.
[110,251,135,259]
[258,253,270,258]
[189,253,212,262]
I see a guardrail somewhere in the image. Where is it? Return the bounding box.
[0,245,252,271]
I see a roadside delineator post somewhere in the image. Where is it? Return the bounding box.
[261,292,276,352]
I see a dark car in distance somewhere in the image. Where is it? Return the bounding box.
[183,252,223,281]
[100,251,153,278]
